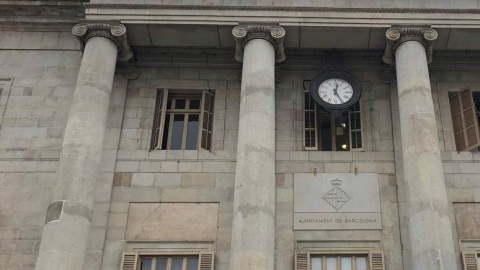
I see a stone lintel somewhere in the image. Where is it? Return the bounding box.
[382,26,438,65]
[72,21,133,62]
[232,24,286,63]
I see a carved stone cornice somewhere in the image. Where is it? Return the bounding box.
[232,25,286,63]
[72,21,133,62]
[85,4,480,14]
[382,26,438,65]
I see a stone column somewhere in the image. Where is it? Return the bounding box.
[229,25,285,270]
[383,27,457,270]
[34,22,132,270]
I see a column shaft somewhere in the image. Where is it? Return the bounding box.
[395,40,457,270]
[230,38,276,270]
[35,37,118,270]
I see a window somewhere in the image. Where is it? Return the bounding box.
[151,89,214,151]
[311,255,368,270]
[304,90,363,151]
[120,251,214,270]
[295,251,384,270]
[449,88,480,152]
[139,256,198,270]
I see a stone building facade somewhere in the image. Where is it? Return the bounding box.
[1,1,480,270]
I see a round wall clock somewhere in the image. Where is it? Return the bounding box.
[310,71,362,113]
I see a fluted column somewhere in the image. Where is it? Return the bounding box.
[34,22,132,270]
[383,27,457,270]
[229,25,285,270]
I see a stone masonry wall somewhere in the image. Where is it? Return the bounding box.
[0,30,81,270]
[1,40,480,270]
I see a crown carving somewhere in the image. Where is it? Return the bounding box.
[232,25,286,63]
[330,178,343,186]
[72,21,133,62]
[382,26,438,66]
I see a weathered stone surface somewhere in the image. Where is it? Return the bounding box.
[454,203,480,239]
[125,203,219,241]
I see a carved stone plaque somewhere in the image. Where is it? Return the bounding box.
[294,173,382,230]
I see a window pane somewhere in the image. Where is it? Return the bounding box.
[175,99,186,109]
[318,113,332,151]
[326,257,337,270]
[141,258,152,270]
[161,114,171,150]
[171,258,183,270]
[155,258,167,270]
[170,114,185,150]
[186,258,199,270]
[208,113,213,131]
[311,257,322,270]
[190,99,201,109]
[340,257,351,270]
[186,114,199,150]
[356,257,367,270]
[167,99,172,109]
[335,115,349,151]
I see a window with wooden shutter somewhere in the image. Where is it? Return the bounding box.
[151,89,214,151]
[120,251,214,270]
[295,251,309,270]
[299,250,383,270]
[449,88,480,151]
[462,251,479,270]
[369,251,385,270]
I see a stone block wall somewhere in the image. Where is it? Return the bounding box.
[1,40,480,270]
[0,30,81,270]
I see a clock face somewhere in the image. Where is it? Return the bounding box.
[318,78,354,105]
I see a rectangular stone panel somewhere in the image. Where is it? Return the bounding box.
[126,203,218,241]
[294,173,381,230]
[454,203,480,239]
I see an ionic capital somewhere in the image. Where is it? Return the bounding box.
[232,25,286,63]
[72,21,133,62]
[382,26,438,65]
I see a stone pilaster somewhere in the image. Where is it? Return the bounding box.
[34,22,130,270]
[383,27,457,270]
[229,25,285,270]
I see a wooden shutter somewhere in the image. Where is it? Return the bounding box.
[295,251,309,270]
[198,90,215,150]
[369,251,385,270]
[199,251,214,270]
[304,90,318,150]
[462,251,479,270]
[151,89,168,150]
[450,88,480,151]
[120,252,138,270]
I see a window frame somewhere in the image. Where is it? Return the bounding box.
[310,252,369,270]
[295,250,384,270]
[303,89,364,152]
[150,89,214,151]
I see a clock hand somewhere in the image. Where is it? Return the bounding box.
[333,83,344,103]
